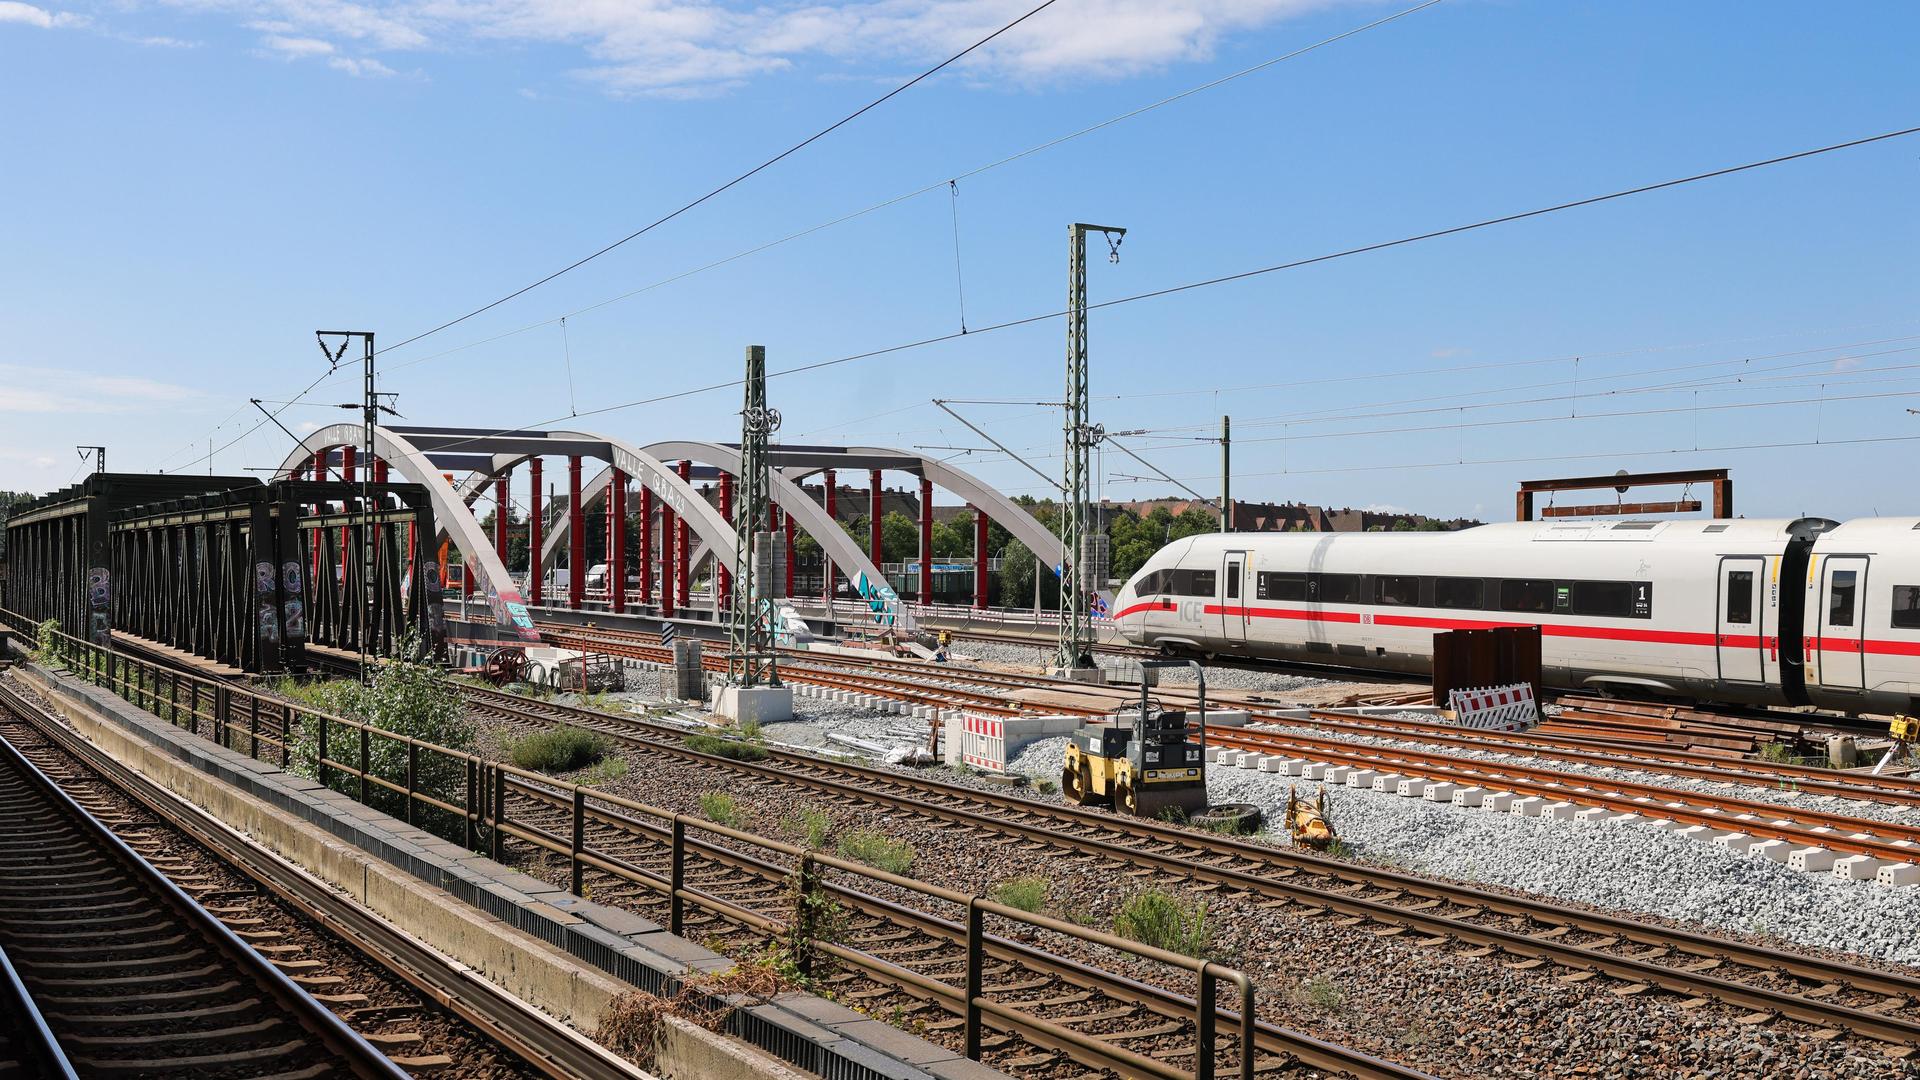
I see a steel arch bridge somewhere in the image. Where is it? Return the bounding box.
[275,426,1062,639]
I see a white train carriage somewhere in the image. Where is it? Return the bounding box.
[1804,518,1920,715]
[1113,517,1841,709]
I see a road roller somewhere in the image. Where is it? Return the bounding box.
[1062,660,1210,819]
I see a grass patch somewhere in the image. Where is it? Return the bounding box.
[1759,741,1794,764]
[791,807,832,850]
[990,876,1050,913]
[507,726,609,773]
[1112,889,1212,958]
[684,733,769,762]
[577,756,629,787]
[1296,975,1343,1011]
[737,717,761,741]
[699,791,740,827]
[837,829,914,876]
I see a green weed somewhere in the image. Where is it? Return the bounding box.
[837,829,914,876]
[990,876,1051,913]
[699,791,740,827]
[1112,889,1212,958]
[507,726,609,773]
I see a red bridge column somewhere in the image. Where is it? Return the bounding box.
[311,448,327,599]
[785,512,796,600]
[659,486,676,619]
[675,460,691,611]
[717,470,733,607]
[639,486,654,609]
[974,506,990,609]
[822,469,836,603]
[869,469,883,582]
[528,458,544,607]
[567,456,584,610]
[611,469,627,614]
[918,476,933,603]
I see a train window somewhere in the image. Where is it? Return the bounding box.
[1893,586,1920,630]
[1432,577,1485,610]
[1724,572,1753,625]
[1257,572,1305,601]
[1313,574,1359,604]
[1169,569,1216,596]
[1135,570,1166,596]
[1225,564,1241,600]
[1499,579,1556,614]
[1374,575,1420,606]
[1830,570,1857,628]
[1571,580,1640,619]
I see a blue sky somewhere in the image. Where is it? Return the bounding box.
[2,0,1916,522]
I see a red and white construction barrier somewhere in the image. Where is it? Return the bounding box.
[1447,683,1538,730]
[961,714,1006,772]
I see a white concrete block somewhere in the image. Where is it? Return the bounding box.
[1237,753,1265,770]
[1789,847,1839,873]
[1346,770,1379,789]
[1422,783,1459,802]
[1539,802,1578,821]
[1396,778,1429,797]
[1575,808,1623,824]
[1641,817,1684,832]
[1832,855,1886,881]
[1215,750,1242,767]
[1609,815,1646,827]
[1749,839,1793,862]
[1509,797,1546,816]
[1876,863,1920,886]
[1451,787,1485,807]
[1325,766,1354,783]
[1282,758,1310,776]
[1205,746,1224,763]
[1674,825,1719,842]
[1483,792,1519,812]
[1371,774,1408,792]
[1302,763,1329,780]
[1258,756,1286,773]
[1715,833,1760,853]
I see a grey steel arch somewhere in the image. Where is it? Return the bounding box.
[847,445,1066,571]
[642,440,909,629]
[274,424,538,640]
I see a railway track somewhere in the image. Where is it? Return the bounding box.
[538,622,1920,810]
[0,677,638,1080]
[460,684,1920,1055]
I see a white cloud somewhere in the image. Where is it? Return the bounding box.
[328,54,396,76]
[155,0,1359,95]
[0,365,203,414]
[263,32,335,56]
[1430,346,1472,359]
[0,2,88,29]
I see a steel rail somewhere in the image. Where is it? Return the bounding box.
[0,681,641,1080]
[492,774,1419,1080]
[0,700,412,1080]
[1207,724,1920,857]
[464,685,1920,1043]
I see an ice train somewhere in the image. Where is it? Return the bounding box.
[1112,517,1920,715]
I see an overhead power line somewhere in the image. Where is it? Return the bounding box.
[378,0,1068,358]
[551,124,1920,427]
[386,0,1446,374]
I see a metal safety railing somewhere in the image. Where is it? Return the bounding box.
[3,610,1256,1080]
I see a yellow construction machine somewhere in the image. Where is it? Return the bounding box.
[1062,660,1211,819]
[1284,787,1337,850]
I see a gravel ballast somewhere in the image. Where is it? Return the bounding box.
[1004,735,1920,967]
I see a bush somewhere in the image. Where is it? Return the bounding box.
[791,807,832,850]
[990,876,1050,913]
[699,791,740,827]
[288,645,471,838]
[684,733,769,762]
[508,726,609,773]
[32,619,60,664]
[1113,890,1212,958]
[837,829,914,876]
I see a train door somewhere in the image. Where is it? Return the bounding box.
[1818,556,1869,690]
[1715,557,1765,684]
[1219,551,1248,645]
